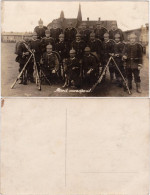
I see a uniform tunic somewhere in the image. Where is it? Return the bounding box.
[41,37,55,52]
[50,28,63,43]
[55,41,69,60]
[109,28,124,41]
[34,26,47,39]
[94,27,108,42]
[64,28,77,47]
[71,40,86,59]
[79,29,91,43]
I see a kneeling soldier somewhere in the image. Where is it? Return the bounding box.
[123,33,143,93]
[82,47,98,86]
[41,44,59,82]
[63,49,81,88]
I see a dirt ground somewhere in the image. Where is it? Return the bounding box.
[1,43,149,97]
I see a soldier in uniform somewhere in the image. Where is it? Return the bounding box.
[94,21,108,42]
[102,32,115,82]
[87,32,103,63]
[30,32,42,70]
[41,44,59,82]
[122,33,143,93]
[79,22,91,43]
[15,35,34,84]
[82,47,98,86]
[109,21,124,41]
[63,49,81,88]
[41,29,55,53]
[71,33,86,60]
[113,33,125,87]
[64,21,77,49]
[34,19,47,40]
[50,21,63,44]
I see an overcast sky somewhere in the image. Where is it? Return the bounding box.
[1,1,149,32]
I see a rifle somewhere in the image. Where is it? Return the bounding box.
[11,54,33,89]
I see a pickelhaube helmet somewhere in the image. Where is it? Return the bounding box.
[38,18,43,24]
[90,32,95,37]
[59,33,64,38]
[70,49,76,54]
[46,44,53,49]
[84,47,91,52]
[129,33,137,39]
[45,30,50,34]
[104,33,109,38]
[115,33,121,38]
[76,33,81,37]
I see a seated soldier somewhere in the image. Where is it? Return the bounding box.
[71,33,86,60]
[82,47,99,87]
[63,49,81,89]
[122,33,143,93]
[41,44,59,82]
[41,30,55,53]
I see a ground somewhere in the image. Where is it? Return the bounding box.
[1,43,149,97]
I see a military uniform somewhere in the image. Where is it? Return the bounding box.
[94,27,108,42]
[87,38,103,62]
[102,39,115,80]
[109,28,124,41]
[82,48,98,86]
[79,29,91,43]
[16,41,34,83]
[50,28,63,43]
[41,37,55,53]
[71,39,86,59]
[123,42,143,88]
[55,41,69,59]
[64,27,77,48]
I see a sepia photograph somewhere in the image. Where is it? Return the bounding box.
[1,1,149,97]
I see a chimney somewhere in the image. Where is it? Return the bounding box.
[98,17,101,21]
[87,17,89,21]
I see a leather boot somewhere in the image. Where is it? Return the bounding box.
[136,82,142,93]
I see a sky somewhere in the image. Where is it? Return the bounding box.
[1,1,149,32]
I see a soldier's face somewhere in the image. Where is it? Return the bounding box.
[90,36,95,40]
[70,53,75,58]
[130,37,136,44]
[115,37,120,42]
[82,25,86,30]
[39,23,43,28]
[33,35,37,40]
[112,24,117,30]
[104,37,109,42]
[97,24,101,29]
[46,33,50,37]
[59,37,64,42]
[47,48,52,53]
[76,36,81,41]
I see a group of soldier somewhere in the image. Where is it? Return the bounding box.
[15,18,143,93]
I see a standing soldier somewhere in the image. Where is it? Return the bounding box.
[30,32,42,70]
[102,32,115,82]
[82,47,99,86]
[113,33,125,87]
[41,30,55,53]
[34,19,47,40]
[87,32,103,63]
[71,33,86,60]
[63,49,81,88]
[109,21,124,41]
[50,21,63,44]
[123,33,143,93]
[79,22,91,43]
[55,33,69,78]
[15,35,34,84]
[64,21,77,49]
[94,21,108,42]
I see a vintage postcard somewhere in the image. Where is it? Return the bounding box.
[1,1,149,97]
[1,98,150,195]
